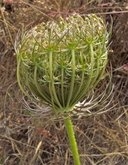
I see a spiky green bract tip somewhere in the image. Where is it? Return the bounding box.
[16,13,108,113]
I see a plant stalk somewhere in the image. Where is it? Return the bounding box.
[64,115,81,165]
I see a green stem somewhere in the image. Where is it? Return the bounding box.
[64,115,81,165]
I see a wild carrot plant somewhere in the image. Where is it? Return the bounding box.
[16,14,108,165]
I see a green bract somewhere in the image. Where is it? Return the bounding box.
[17,14,108,113]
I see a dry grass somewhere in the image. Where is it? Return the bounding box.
[0,0,128,165]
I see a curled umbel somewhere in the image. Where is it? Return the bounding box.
[16,13,108,113]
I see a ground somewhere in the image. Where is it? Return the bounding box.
[0,0,128,165]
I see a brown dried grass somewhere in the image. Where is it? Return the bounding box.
[0,0,128,164]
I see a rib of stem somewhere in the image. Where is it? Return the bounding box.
[67,49,76,107]
[64,115,81,165]
[49,51,62,109]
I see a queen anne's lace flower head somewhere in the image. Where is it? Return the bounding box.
[17,13,108,113]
